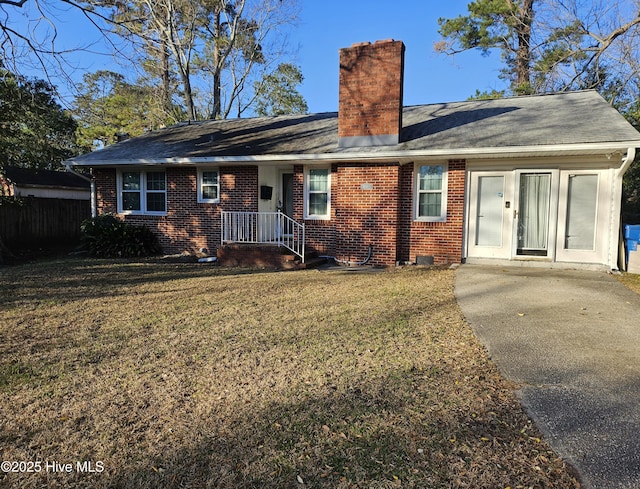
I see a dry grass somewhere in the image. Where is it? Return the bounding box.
[617,271,640,295]
[0,259,580,488]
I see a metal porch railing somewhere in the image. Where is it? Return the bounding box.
[221,211,305,263]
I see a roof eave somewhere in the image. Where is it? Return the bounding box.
[66,141,640,167]
[14,183,91,191]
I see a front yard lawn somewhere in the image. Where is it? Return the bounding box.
[0,260,580,488]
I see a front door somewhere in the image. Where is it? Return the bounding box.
[467,172,513,259]
[280,172,294,217]
[514,172,554,257]
[468,170,560,261]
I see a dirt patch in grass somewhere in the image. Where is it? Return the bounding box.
[0,260,580,488]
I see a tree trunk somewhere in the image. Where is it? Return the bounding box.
[182,68,197,121]
[160,37,172,117]
[515,0,534,94]
[211,10,222,120]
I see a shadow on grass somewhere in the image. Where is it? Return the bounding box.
[0,263,582,489]
[0,366,578,489]
[0,257,279,305]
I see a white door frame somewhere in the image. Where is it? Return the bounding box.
[511,169,559,262]
[467,169,560,262]
[467,171,513,259]
[466,164,613,268]
[555,169,609,264]
[278,167,295,216]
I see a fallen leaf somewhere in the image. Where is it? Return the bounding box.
[297,474,304,484]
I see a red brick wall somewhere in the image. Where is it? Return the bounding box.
[293,163,401,266]
[293,164,337,256]
[334,164,399,266]
[93,168,117,215]
[93,161,465,265]
[92,166,257,255]
[338,40,404,140]
[398,160,466,265]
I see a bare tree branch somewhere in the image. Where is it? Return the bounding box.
[1,0,139,94]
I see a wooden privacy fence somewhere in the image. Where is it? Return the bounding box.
[0,197,91,247]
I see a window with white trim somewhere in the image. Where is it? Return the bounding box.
[415,163,447,221]
[117,170,166,215]
[304,166,330,219]
[197,168,220,203]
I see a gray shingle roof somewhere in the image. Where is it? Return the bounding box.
[68,90,640,165]
[2,166,90,189]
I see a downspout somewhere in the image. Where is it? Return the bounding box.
[65,163,96,218]
[610,147,636,270]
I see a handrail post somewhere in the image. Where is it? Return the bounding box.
[220,210,305,262]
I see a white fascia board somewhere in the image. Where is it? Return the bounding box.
[18,184,89,191]
[67,141,640,167]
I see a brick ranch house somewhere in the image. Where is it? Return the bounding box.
[67,39,640,270]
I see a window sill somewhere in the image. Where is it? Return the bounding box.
[118,211,168,217]
[414,217,447,223]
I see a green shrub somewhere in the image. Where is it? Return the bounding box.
[80,214,161,258]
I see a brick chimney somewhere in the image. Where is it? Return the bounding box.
[338,39,405,148]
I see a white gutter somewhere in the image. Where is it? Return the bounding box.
[609,147,636,270]
[66,141,640,167]
[616,147,637,177]
[65,163,96,218]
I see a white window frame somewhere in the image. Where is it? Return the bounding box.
[117,169,167,216]
[304,166,331,220]
[197,168,220,203]
[414,162,448,222]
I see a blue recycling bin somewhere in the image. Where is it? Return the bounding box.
[625,224,640,240]
[624,225,640,266]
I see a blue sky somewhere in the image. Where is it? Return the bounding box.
[295,0,507,113]
[9,0,508,113]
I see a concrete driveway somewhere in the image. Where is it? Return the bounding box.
[454,265,640,489]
